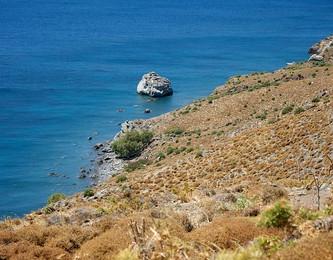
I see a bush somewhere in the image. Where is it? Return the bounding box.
[180,146,187,152]
[235,196,251,210]
[216,245,263,260]
[116,175,127,183]
[259,201,292,228]
[254,236,283,256]
[47,193,66,205]
[43,206,55,214]
[323,206,333,216]
[165,126,184,136]
[294,107,305,115]
[124,159,150,172]
[261,185,286,205]
[166,146,175,155]
[216,236,283,260]
[156,152,166,160]
[207,95,219,103]
[281,105,294,115]
[83,189,94,198]
[195,149,203,158]
[114,248,139,260]
[111,131,153,159]
[256,112,267,120]
[312,97,320,103]
[186,147,194,153]
[298,207,320,221]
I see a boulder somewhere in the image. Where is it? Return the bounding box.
[137,72,173,97]
[313,216,333,232]
[309,54,324,62]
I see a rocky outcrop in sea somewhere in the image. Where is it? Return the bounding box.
[137,72,173,97]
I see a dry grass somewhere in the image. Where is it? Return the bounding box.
[273,232,333,260]
[1,60,333,258]
[186,217,285,250]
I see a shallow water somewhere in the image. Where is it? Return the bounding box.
[1,0,333,218]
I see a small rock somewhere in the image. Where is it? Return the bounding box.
[182,215,194,232]
[313,216,333,232]
[144,108,151,113]
[48,172,61,177]
[94,143,104,150]
[47,213,66,225]
[243,208,260,217]
[88,136,93,140]
[68,207,100,225]
[79,172,87,179]
[319,90,329,97]
[150,209,167,219]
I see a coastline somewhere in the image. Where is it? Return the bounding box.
[92,111,175,183]
[2,35,333,259]
[90,30,333,184]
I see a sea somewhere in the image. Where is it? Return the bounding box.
[1,0,333,218]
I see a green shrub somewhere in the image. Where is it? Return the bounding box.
[180,146,187,152]
[323,206,333,216]
[112,130,153,159]
[216,245,263,260]
[298,207,320,221]
[43,206,55,214]
[193,129,201,136]
[235,196,251,210]
[186,147,194,153]
[114,248,139,260]
[256,112,267,120]
[125,159,150,172]
[312,97,320,103]
[195,149,203,158]
[254,236,283,256]
[216,130,224,136]
[156,152,166,160]
[165,126,184,136]
[248,81,271,92]
[259,201,292,228]
[47,193,66,205]
[166,146,175,155]
[312,61,329,67]
[116,175,127,183]
[207,95,219,103]
[179,109,190,115]
[83,189,95,198]
[281,105,294,115]
[294,107,305,115]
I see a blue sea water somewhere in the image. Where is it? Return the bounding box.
[0,0,333,218]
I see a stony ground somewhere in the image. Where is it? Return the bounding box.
[1,56,333,259]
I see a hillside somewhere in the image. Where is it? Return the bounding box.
[1,37,333,260]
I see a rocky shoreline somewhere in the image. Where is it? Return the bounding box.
[87,35,333,185]
[91,119,156,183]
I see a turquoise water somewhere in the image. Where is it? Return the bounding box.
[1,0,333,218]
